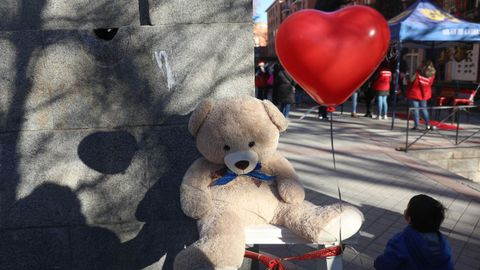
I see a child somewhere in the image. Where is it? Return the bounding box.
[374,194,454,270]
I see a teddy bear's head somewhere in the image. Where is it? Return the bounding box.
[188,95,288,175]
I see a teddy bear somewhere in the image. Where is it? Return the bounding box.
[174,95,363,270]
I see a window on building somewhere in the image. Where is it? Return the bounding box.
[468,0,479,9]
[443,0,456,12]
[403,49,422,79]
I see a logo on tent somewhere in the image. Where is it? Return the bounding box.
[419,8,460,23]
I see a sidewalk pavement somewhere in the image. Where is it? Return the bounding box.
[248,104,480,270]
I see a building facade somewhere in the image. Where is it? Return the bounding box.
[265,0,479,57]
[264,0,480,82]
[266,0,317,57]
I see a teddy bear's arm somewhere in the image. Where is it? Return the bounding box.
[265,153,305,204]
[180,158,215,219]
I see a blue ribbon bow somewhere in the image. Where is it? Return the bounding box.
[212,163,275,186]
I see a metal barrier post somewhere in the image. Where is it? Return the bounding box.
[402,105,479,151]
[405,107,410,152]
[455,108,460,145]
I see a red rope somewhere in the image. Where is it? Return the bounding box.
[245,245,342,270]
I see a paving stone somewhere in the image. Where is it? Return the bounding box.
[452,148,480,158]
[279,110,480,269]
[449,158,478,173]
[456,252,480,268]
[453,262,478,270]
[445,210,463,221]
[449,237,467,251]
[453,220,477,236]
[462,243,480,258]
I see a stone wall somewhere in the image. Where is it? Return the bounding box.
[0,1,253,269]
[410,148,480,183]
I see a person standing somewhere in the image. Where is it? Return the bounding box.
[255,62,269,100]
[399,59,409,100]
[406,60,436,130]
[362,76,375,117]
[318,106,328,120]
[351,90,359,118]
[271,62,280,105]
[372,66,392,120]
[275,64,296,118]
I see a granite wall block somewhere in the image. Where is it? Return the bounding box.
[0,227,71,269]
[0,24,252,132]
[0,1,253,268]
[0,0,139,31]
[0,0,253,31]
[149,0,252,25]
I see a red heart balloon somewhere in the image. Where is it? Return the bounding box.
[276,6,390,108]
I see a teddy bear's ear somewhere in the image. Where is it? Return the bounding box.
[261,99,288,132]
[188,99,214,137]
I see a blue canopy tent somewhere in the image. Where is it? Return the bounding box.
[388,0,480,129]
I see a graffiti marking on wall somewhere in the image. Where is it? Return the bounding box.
[154,51,176,91]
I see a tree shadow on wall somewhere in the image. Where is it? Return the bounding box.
[78,131,139,175]
[76,129,200,269]
[0,1,250,269]
[118,129,200,269]
[121,180,199,270]
[0,183,122,270]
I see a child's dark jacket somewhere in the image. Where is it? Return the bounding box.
[374,225,453,270]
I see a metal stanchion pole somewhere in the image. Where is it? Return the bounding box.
[455,108,460,145]
[391,42,402,130]
[405,107,410,152]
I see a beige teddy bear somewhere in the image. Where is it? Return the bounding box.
[174,95,363,270]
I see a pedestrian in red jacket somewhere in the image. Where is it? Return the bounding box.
[255,62,269,100]
[372,66,392,120]
[406,60,436,130]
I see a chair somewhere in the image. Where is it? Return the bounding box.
[434,87,456,120]
[435,85,479,118]
[453,85,479,123]
[452,87,478,106]
[435,87,456,106]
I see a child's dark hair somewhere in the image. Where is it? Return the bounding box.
[405,194,445,233]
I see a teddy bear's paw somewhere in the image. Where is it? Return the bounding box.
[316,206,364,243]
[278,180,305,204]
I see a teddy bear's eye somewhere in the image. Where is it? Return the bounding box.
[248,141,255,148]
[223,145,231,151]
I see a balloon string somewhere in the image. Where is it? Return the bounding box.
[329,111,336,170]
[329,110,342,246]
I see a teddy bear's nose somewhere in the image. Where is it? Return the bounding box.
[235,160,250,170]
